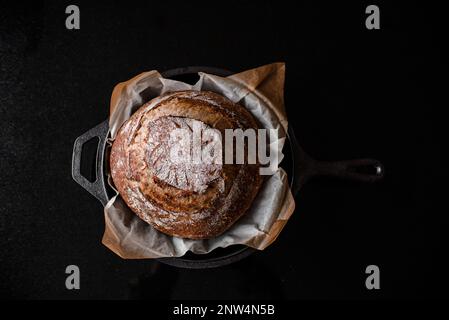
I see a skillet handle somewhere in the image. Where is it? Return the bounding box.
[71,121,110,206]
[311,158,384,183]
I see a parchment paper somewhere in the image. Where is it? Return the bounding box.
[102,63,296,258]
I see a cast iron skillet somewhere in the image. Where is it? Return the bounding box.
[72,66,384,269]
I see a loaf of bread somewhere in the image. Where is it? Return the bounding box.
[110,91,263,239]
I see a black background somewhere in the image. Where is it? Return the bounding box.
[0,1,447,299]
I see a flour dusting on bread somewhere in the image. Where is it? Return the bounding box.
[110,91,262,239]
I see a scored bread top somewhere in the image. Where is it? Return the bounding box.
[110,90,263,239]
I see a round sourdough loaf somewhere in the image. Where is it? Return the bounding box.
[110,90,263,239]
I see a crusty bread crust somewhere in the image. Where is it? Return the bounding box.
[110,91,263,239]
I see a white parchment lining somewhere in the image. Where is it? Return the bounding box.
[101,63,295,258]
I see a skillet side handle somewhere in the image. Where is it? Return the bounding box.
[71,120,110,206]
[312,158,384,183]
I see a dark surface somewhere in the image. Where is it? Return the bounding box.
[0,1,447,299]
